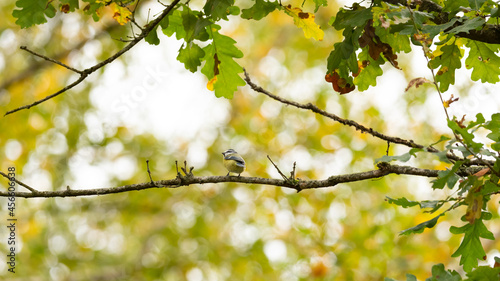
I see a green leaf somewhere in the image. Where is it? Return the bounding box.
[227,5,240,16]
[182,8,212,42]
[386,197,420,208]
[333,7,372,30]
[375,153,411,163]
[447,17,485,34]
[468,0,488,10]
[431,135,452,146]
[448,119,483,153]
[204,0,235,21]
[385,5,432,28]
[429,40,463,92]
[443,0,469,15]
[492,6,500,18]
[82,0,104,21]
[480,181,499,195]
[425,263,462,281]
[327,28,361,73]
[405,274,417,281]
[145,27,160,45]
[466,41,500,83]
[467,113,486,129]
[60,0,79,12]
[12,0,56,28]
[485,113,500,142]
[312,0,327,12]
[375,27,411,54]
[375,148,422,164]
[354,48,383,91]
[161,6,212,42]
[431,161,462,189]
[400,214,442,235]
[466,266,500,281]
[450,212,495,272]
[177,43,205,72]
[201,30,245,98]
[241,0,277,20]
[161,9,186,39]
[386,197,446,214]
[421,19,458,39]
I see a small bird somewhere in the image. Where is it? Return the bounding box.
[222,149,245,177]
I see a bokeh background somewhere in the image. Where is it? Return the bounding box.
[1,0,499,280]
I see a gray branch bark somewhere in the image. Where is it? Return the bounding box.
[0,163,441,198]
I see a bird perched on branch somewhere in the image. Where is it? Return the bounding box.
[222,149,245,176]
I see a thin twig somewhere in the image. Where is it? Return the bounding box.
[406,6,449,120]
[5,0,182,116]
[0,171,38,193]
[267,155,288,181]
[20,46,83,74]
[146,160,154,183]
[290,162,296,180]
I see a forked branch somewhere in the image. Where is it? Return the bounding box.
[4,0,182,116]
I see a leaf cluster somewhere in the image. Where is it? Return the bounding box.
[384,113,500,273]
[327,0,500,94]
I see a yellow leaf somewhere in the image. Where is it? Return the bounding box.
[207,76,218,91]
[284,6,324,41]
[111,3,131,25]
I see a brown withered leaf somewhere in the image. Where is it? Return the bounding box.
[298,12,309,19]
[359,20,380,60]
[359,20,400,69]
[473,168,490,178]
[381,43,400,69]
[325,72,355,94]
[443,94,459,108]
[405,77,431,92]
[456,115,466,128]
[60,4,70,13]
[213,53,221,76]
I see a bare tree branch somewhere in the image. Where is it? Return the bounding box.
[4,0,182,116]
[0,23,121,92]
[0,163,442,198]
[243,70,498,167]
[243,69,432,151]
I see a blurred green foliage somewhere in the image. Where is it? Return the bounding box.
[1,0,500,280]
